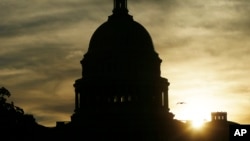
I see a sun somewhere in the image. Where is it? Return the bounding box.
[173,98,212,129]
[191,119,205,129]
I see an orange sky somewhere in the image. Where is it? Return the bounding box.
[0,0,250,126]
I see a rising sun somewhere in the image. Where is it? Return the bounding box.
[173,96,214,129]
[191,119,205,129]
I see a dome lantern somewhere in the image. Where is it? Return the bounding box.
[113,0,128,15]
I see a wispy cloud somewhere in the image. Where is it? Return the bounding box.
[1,0,250,126]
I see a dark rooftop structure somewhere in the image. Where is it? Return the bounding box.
[69,0,176,140]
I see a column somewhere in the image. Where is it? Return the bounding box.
[74,89,79,112]
[163,79,170,111]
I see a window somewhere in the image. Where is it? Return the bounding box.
[128,96,132,102]
[121,96,125,102]
[114,96,118,103]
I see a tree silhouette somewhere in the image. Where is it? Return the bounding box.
[0,87,11,103]
[0,87,34,127]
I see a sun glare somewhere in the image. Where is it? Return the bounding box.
[173,98,212,130]
[191,119,204,129]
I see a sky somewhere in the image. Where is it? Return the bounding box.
[0,0,250,127]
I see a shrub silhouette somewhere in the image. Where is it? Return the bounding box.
[0,87,35,127]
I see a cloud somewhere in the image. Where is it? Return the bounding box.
[1,0,250,126]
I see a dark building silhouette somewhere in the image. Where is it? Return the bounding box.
[211,112,227,122]
[69,0,178,140]
[201,112,239,141]
[72,0,172,121]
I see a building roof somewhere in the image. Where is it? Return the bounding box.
[87,11,156,55]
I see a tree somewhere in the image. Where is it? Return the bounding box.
[0,87,33,127]
[0,87,11,103]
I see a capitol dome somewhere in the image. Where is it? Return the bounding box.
[72,1,172,132]
[88,14,155,54]
[81,0,161,80]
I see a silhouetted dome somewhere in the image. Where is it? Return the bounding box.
[88,15,155,54]
[81,12,161,80]
[72,2,174,138]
